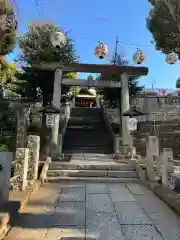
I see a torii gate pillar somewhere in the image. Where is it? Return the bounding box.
[51,68,62,157]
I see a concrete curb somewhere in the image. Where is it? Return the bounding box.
[148,184,180,216]
[0,180,42,239]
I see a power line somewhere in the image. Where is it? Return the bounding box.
[15,0,156,49]
[33,0,43,16]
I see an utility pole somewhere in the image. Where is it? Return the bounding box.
[113,36,118,64]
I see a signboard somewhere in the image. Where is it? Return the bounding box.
[128,118,138,131]
[16,108,27,148]
[61,78,121,88]
[46,114,54,128]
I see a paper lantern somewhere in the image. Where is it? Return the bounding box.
[0,13,17,34]
[166,52,178,64]
[95,42,108,59]
[133,49,145,64]
[50,31,67,48]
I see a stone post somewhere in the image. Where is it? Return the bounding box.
[51,68,62,156]
[146,136,159,157]
[72,87,76,107]
[121,73,130,146]
[161,148,174,186]
[58,134,63,155]
[13,148,29,191]
[16,106,27,148]
[114,135,120,154]
[146,136,160,182]
[64,102,71,120]
[96,95,100,108]
[0,152,12,202]
[27,135,40,183]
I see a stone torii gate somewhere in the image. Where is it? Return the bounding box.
[33,62,148,156]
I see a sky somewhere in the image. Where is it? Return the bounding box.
[6,0,180,90]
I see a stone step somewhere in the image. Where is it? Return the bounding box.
[63,149,113,153]
[64,143,112,147]
[49,162,136,171]
[47,169,137,178]
[45,176,140,183]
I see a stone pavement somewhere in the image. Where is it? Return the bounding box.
[4,182,180,240]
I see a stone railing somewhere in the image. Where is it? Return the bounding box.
[58,101,72,156]
[10,135,40,192]
[0,153,12,203]
[134,136,175,189]
[100,105,122,154]
[101,105,180,123]
[103,107,120,124]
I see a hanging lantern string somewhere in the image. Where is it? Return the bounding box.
[12,0,20,16]
[13,0,179,55]
[18,0,159,49]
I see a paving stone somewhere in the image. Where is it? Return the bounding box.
[108,184,136,202]
[122,225,163,240]
[114,202,151,224]
[55,201,85,211]
[59,187,85,201]
[54,201,85,226]
[86,194,114,212]
[133,194,180,239]
[86,183,109,194]
[45,227,85,240]
[86,211,124,240]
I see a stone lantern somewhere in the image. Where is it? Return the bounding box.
[39,103,60,128]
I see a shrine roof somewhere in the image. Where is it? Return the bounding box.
[32,62,148,76]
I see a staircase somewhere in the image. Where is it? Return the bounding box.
[44,107,139,183]
[62,107,113,153]
[45,156,139,183]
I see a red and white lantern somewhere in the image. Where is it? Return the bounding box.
[133,49,145,64]
[0,13,17,34]
[95,42,108,59]
[166,52,178,64]
[50,31,67,48]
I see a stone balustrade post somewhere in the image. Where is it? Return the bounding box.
[146,136,160,182]
[13,148,29,191]
[64,102,71,120]
[161,148,174,186]
[27,135,40,183]
[96,95,100,108]
[0,152,12,202]
[114,135,120,154]
[58,134,63,156]
[146,136,159,157]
